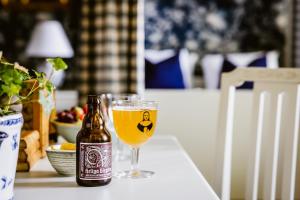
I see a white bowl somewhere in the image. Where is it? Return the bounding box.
[52,121,81,143]
[46,145,76,176]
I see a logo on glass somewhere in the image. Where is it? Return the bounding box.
[137,111,153,133]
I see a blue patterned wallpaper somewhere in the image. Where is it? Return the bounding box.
[145,0,287,55]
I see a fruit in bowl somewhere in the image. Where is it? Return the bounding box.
[52,106,86,143]
[60,142,76,150]
[56,106,85,123]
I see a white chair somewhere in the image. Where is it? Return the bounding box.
[214,68,300,200]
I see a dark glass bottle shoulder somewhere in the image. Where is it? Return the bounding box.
[76,127,111,143]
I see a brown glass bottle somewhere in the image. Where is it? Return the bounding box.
[76,95,112,187]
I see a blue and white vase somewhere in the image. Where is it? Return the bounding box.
[0,113,23,200]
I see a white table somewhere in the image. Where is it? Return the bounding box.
[14,136,219,200]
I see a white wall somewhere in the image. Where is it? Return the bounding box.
[144,89,300,199]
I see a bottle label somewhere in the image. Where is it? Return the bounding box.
[79,142,112,180]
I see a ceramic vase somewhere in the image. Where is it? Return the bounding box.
[0,113,23,200]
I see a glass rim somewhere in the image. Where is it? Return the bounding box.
[112,99,158,109]
[100,93,141,101]
[100,93,140,97]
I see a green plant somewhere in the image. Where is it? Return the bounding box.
[0,56,67,116]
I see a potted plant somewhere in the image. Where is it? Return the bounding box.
[0,53,67,200]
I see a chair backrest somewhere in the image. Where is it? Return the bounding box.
[214,68,300,200]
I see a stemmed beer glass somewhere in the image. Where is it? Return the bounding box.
[100,94,140,161]
[112,99,158,178]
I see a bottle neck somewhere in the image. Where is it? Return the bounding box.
[83,103,105,130]
[87,103,100,114]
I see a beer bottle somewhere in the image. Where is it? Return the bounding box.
[76,95,112,186]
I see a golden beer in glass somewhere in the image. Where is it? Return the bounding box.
[112,100,158,179]
[113,109,157,147]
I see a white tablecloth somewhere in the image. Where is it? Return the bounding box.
[15,135,219,200]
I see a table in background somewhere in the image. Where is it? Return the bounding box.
[15,135,219,200]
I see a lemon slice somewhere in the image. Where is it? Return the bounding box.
[60,142,76,150]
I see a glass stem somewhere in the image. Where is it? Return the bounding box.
[131,147,139,173]
[116,138,123,155]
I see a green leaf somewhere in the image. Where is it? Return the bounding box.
[1,83,21,97]
[10,84,21,95]
[45,81,54,93]
[32,70,45,79]
[0,68,23,98]
[46,58,68,71]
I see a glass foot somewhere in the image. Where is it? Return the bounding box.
[114,170,154,179]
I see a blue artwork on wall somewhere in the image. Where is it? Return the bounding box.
[145,0,286,55]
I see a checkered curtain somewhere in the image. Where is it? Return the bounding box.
[77,0,143,104]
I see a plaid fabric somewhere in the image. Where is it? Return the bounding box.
[77,0,142,104]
